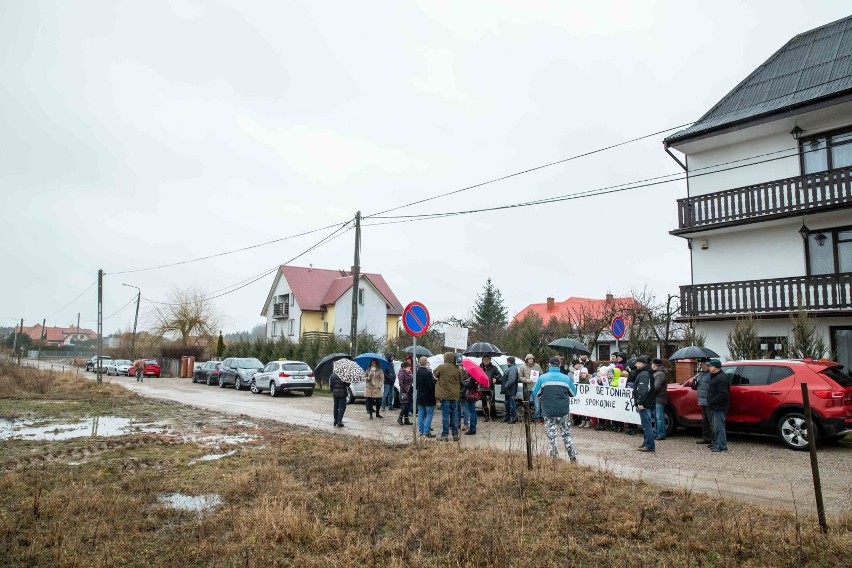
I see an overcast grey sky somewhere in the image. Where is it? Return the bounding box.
[2,1,850,335]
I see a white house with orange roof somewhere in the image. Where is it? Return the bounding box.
[260,265,403,343]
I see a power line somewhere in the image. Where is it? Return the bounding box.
[141,221,354,308]
[45,280,97,319]
[104,296,138,320]
[363,122,695,220]
[106,222,345,275]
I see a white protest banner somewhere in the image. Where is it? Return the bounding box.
[569,383,640,424]
[443,325,469,350]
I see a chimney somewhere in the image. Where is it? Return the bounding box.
[546,297,555,312]
[605,293,613,303]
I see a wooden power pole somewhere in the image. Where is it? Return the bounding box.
[349,211,361,356]
[96,269,103,384]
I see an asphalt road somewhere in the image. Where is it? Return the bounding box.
[30,360,852,517]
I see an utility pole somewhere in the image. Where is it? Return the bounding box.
[17,318,23,364]
[123,283,141,357]
[76,312,81,358]
[97,269,103,384]
[11,318,18,353]
[37,318,46,361]
[349,211,361,357]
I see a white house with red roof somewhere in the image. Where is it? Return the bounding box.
[260,265,403,343]
[663,16,852,368]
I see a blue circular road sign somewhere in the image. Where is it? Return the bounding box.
[402,302,430,337]
[611,317,626,340]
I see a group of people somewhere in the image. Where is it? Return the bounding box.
[326,350,732,459]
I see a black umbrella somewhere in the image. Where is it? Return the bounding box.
[548,337,591,355]
[463,342,503,357]
[314,353,352,380]
[404,345,433,357]
[668,346,719,361]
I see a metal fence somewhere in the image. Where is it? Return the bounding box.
[27,349,97,359]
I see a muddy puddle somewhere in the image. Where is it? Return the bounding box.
[158,492,223,513]
[188,450,237,465]
[0,416,168,441]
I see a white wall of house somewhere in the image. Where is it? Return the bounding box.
[264,279,303,340]
[332,281,390,340]
[687,130,799,196]
[697,317,852,362]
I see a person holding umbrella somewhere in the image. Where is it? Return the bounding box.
[328,358,364,428]
[364,359,385,419]
[479,356,501,422]
[329,371,348,427]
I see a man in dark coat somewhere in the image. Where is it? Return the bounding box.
[651,359,669,440]
[381,352,395,412]
[480,356,501,421]
[633,356,656,453]
[415,356,436,437]
[329,372,348,427]
[706,359,730,452]
[691,361,713,444]
[501,356,519,423]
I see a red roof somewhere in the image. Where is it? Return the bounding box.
[21,324,97,343]
[513,296,637,324]
[279,265,403,315]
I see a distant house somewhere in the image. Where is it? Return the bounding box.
[22,323,97,347]
[664,16,852,368]
[513,295,653,360]
[260,265,403,344]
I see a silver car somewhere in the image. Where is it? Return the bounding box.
[251,360,315,397]
[348,361,400,405]
[105,359,133,376]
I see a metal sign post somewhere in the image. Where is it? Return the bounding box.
[402,302,431,443]
[611,316,626,354]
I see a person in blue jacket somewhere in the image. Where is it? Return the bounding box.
[532,357,579,462]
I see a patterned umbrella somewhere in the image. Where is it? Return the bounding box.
[314,353,352,380]
[463,342,503,357]
[332,358,366,384]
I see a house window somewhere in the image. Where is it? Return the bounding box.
[758,336,787,359]
[800,128,852,174]
[323,322,328,332]
[597,344,610,361]
[272,321,277,336]
[288,320,295,336]
[289,294,294,306]
[805,225,852,275]
[358,288,364,306]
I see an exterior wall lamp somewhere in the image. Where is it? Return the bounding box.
[799,223,810,239]
[814,232,828,246]
[790,125,804,139]
[800,222,828,246]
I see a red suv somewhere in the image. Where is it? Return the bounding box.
[665,359,852,450]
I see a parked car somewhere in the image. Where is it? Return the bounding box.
[204,362,222,386]
[251,360,315,397]
[218,357,264,390]
[141,359,161,378]
[665,359,852,450]
[85,355,112,372]
[192,361,220,384]
[105,359,133,376]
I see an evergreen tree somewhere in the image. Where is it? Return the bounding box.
[216,332,225,357]
[470,278,509,341]
[726,317,762,360]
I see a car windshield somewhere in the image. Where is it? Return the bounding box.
[145,360,158,365]
[282,363,311,372]
[821,366,852,387]
[238,358,263,369]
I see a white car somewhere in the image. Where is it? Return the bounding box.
[85,355,112,372]
[251,360,315,397]
[105,359,134,376]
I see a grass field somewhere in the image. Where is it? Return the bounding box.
[0,361,849,567]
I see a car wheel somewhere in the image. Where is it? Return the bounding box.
[347,386,355,405]
[206,375,212,386]
[664,407,676,437]
[304,389,313,397]
[269,382,278,397]
[234,377,242,391]
[777,412,818,450]
[86,364,92,372]
[219,375,226,388]
[250,379,259,394]
[192,375,197,384]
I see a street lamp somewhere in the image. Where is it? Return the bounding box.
[122,283,141,357]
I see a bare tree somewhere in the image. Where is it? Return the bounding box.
[149,286,221,347]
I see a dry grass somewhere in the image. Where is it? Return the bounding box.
[0,364,850,567]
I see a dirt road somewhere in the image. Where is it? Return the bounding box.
[36,360,851,516]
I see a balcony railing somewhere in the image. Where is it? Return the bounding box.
[675,166,852,233]
[680,272,852,317]
[272,302,289,318]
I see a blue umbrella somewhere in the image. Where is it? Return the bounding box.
[354,352,390,371]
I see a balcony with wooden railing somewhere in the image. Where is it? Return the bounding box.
[674,166,852,234]
[680,272,852,318]
[272,302,289,318]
